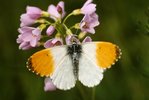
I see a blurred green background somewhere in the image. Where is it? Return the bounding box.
[0,0,149,100]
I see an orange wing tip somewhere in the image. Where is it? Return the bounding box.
[110,45,122,67]
[26,58,32,71]
[26,57,51,77]
[26,49,55,77]
[96,42,122,69]
[115,45,122,60]
[26,58,37,74]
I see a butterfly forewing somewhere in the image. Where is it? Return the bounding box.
[82,42,121,69]
[95,42,121,68]
[79,53,104,87]
[51,55,76,90]
[27,48,55,77]
[27,46,67,77]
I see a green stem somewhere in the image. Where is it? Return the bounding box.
[63,13,73,24]
[63,23,69,31]
[76,83,88,100]
[41,35,50,38]
[91,87,96,100]
[35,19,51,25]
[55,22,65,35]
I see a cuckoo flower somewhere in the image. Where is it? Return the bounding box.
[17,27,41,49]
[80,13,99,34]
[20,6,42,27]
[17,36,32,50]
[66,35,92,45]
[44,78,56,91]
[26,6,42,19]
[48,1,66,20]
[44,37,63,48]
[20,14,35,27]
[46,26,55,36]
[81,0,96,15]
[82,36,92,43]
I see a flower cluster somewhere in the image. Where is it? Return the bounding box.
[17,0,99,91]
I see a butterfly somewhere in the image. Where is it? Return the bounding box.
[27,41,121,90]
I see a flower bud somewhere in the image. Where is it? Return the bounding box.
[46,26,55,36]
[72,9,81,15]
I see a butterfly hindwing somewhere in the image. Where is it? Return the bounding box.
[79,53,104,87]
[51,55,76,90]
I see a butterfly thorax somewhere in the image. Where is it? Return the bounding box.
[67,43,82,78]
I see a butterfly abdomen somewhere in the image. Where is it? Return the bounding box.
[67,44,82,78]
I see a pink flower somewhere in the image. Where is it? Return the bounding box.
[66,35,92,45]
[48,1,66,20]
[20,6,42,27]
[81,0,96,15]
[17,37,32,50]
[17,27,41,50]
[80,13,99,34]
[82,36,92,43]
[44,78,56,91]
[44,38,63,48]
[26,6,42,19]
[20,14,35,27]
[46,26,55,36]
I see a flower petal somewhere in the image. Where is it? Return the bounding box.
[90,13,100,27]
[80,13,99,34]
[52,38,63,44]
[19,42,31,50]
[18,27,35,34]
[46,26,55,36]
[32,28,41,36]
[82,36,92,43]
[81,0,96,15]
[57,1,66,18]
[44,78,56,91]
[87,28,95,34]
[48,5,60,20]
[27,6,42,19]
[44,39,53,48]
[30,39,37,47]
[83,0,93,7]
[44,38,63,48]
[20,14,35,27]
[81,4,96,15]
[65,35,73,45]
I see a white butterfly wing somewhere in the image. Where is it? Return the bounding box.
[78,42,121,87]
[78,42,104,87]
[49,46,76,90]
[27,46,76,90]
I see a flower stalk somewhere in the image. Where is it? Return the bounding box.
[17,0,100,93]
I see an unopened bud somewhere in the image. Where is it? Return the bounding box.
[78,32,86,39]
[72,9,81,15]
[41,11,50,17]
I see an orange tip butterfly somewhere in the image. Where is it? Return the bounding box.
[26,41,122,90]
